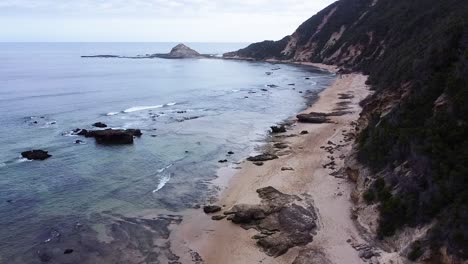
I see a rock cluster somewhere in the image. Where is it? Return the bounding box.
[217,187,318,257]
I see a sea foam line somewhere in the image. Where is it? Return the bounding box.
[152,164,174,193]
[122,102,177,113]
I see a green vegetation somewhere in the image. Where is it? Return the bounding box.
[408,241,424,261]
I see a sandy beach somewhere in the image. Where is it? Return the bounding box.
[171,71,372,264]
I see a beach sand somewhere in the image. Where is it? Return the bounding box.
[170,72,371,264]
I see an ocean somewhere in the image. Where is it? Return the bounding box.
[0,42,335,263]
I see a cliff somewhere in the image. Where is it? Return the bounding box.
[225,0,468,263]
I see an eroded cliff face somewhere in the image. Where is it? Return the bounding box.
[225,0,468,262]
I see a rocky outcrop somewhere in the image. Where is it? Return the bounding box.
[222,187,317,257]
[75,129,142,144]
[153,44,201,59]
[21,150,52,160]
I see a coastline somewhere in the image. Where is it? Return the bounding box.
[170,69,374,263]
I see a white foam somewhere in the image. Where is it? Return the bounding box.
[106,112,119,116]
[166,102,176,106]
[231,89,240,92]
[16,157,31,163]
[0,162,6,167]
[157,163,173,173]
[153,174,171,193]
[152,164,174,192]
[123,105,163,113]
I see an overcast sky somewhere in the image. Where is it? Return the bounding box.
[0,0,336,42]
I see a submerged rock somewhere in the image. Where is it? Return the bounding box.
[21,150,51,160]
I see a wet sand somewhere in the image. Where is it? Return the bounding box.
[170,71,371,263]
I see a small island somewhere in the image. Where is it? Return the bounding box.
[81,43,211,59]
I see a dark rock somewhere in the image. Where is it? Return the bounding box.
[296,113,329,123]
[92,122,107,128]
[218,159,228,163]
[63,249,74,254]
[281,167,294,171]
[247,154,278,162]
[203,205,221,214]
[21,150,51,160]
[211,215,226,221]
[261,88,268,92]
[288,83,295,86]
[77,129,142,144]
[270,125,286,133]
[300,130,309,135]
[253,162,264,166]
[75,140,83,144]
[227,151,234,155]
[267,84,278,88]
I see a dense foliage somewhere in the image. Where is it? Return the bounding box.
[223,36,291,60]
[356,0,468,258]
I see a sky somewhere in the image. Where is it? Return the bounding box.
[0,0,336,42]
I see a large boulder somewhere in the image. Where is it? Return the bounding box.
[21,150,52,160]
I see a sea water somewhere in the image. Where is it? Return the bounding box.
[0,42,335,262]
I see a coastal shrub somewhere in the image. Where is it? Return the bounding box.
[408,241,424,261]
[363,190,375,204]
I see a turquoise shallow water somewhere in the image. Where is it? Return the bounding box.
[0,42,335,261]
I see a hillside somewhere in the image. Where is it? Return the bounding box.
[224,0,468,262]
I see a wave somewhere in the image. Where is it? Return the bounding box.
[153,173,171,193]
[123,102,177,113]
[157,163,173,173]
[16,157,31,163]
[152,164,174,192]
[124,105,164,113]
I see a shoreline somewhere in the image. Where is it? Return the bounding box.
[170,69,374,263]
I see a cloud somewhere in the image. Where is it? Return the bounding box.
[0,0,336,41]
